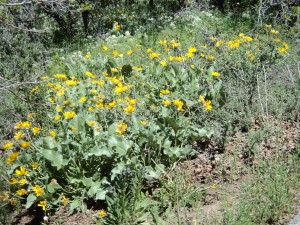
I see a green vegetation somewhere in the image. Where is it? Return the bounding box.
[0,0,299,224]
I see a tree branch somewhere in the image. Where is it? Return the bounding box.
[0,1,33,6]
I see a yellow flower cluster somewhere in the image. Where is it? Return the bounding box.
[199,95,212,111]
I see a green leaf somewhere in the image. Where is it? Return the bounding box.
[131,115,141,132]
[87,181,101,196]
[144,164,165,179]
[39,149,68,169]
[88,145,111,157]
[95,189,107,200]
[108,122,117,135]
[69,199,81,215]
[108,135,133,156]
[72,115,85,133]
[82,177,94,187]
[111,162,125,180]
[164,147,193,158]
[66,62,78,77]
[26,194,36,209]
[47,183,61,193]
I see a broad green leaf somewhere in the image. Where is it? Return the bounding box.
[26,194,36,209]
[111,162,126,180]
[87,181,101,196]
[164,147,193,158]
[88,145,111,157]
[69,199,81,215]
[47,182,61,193]
[108,135,132,156]
[39,149,68,169]
[95,189,107,200]
[131,115,141,132]
[82,177,94,187]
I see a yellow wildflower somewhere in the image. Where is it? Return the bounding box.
[199,95,212,111]
[188,47,197,53]
[116,122,127,135]
[2,142,14,150]
[53,74,67,80]
[79,96,87,103]
[32,127,40,136]
[173,99,184,111]
[85,53,91,59]
[113,50,119,57]
[204,100,212,111]
[30,86,39,94]
[160,89,170,96]
[10,198,17,205]
[160,61,167,67]
[19,179,27,186]
[227,39,241,48]
[22,121,32,129]
[150,52,160,60]
[49,130,56,138]
[99,209,107,217]
[140,120,148,126]
[159,39,167,46]
[215,40,224,47]
[106,101,117,109]
[170,40,180,49]
[32,185,44,196]
[88,121,97,127]
[124,104,135,114]
[208,55,215,61]
[111,68,118,73]
[211,71,221,77]
[16,189,28,196]
[60,194,70,205]
[210,36,217,41]
[64,111,76,119]
[115,23,121,30]
[70,126,77,131]
[127,49,133,55]
[37,200,46,211]
[128,99,137,105]
[27,113,36,119]
[175,56,185,62]
[20,141,30,149]
[65,79,79,86]
[54,115,61,121]
[270,29,279,35]
[7,152,19,165]
[248,53,255,60]
[169,56,174,61]
[102,45,108,51]
[10,178,18,185]
[85,71,97,78]
[186,52,194,59]
[162,100,171,106]
[0,192,9,201]
[265,24,272,29]
[15,166,29,176]
[15,121,23,129]
[32,162,39,170]
[40,76,49,81]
